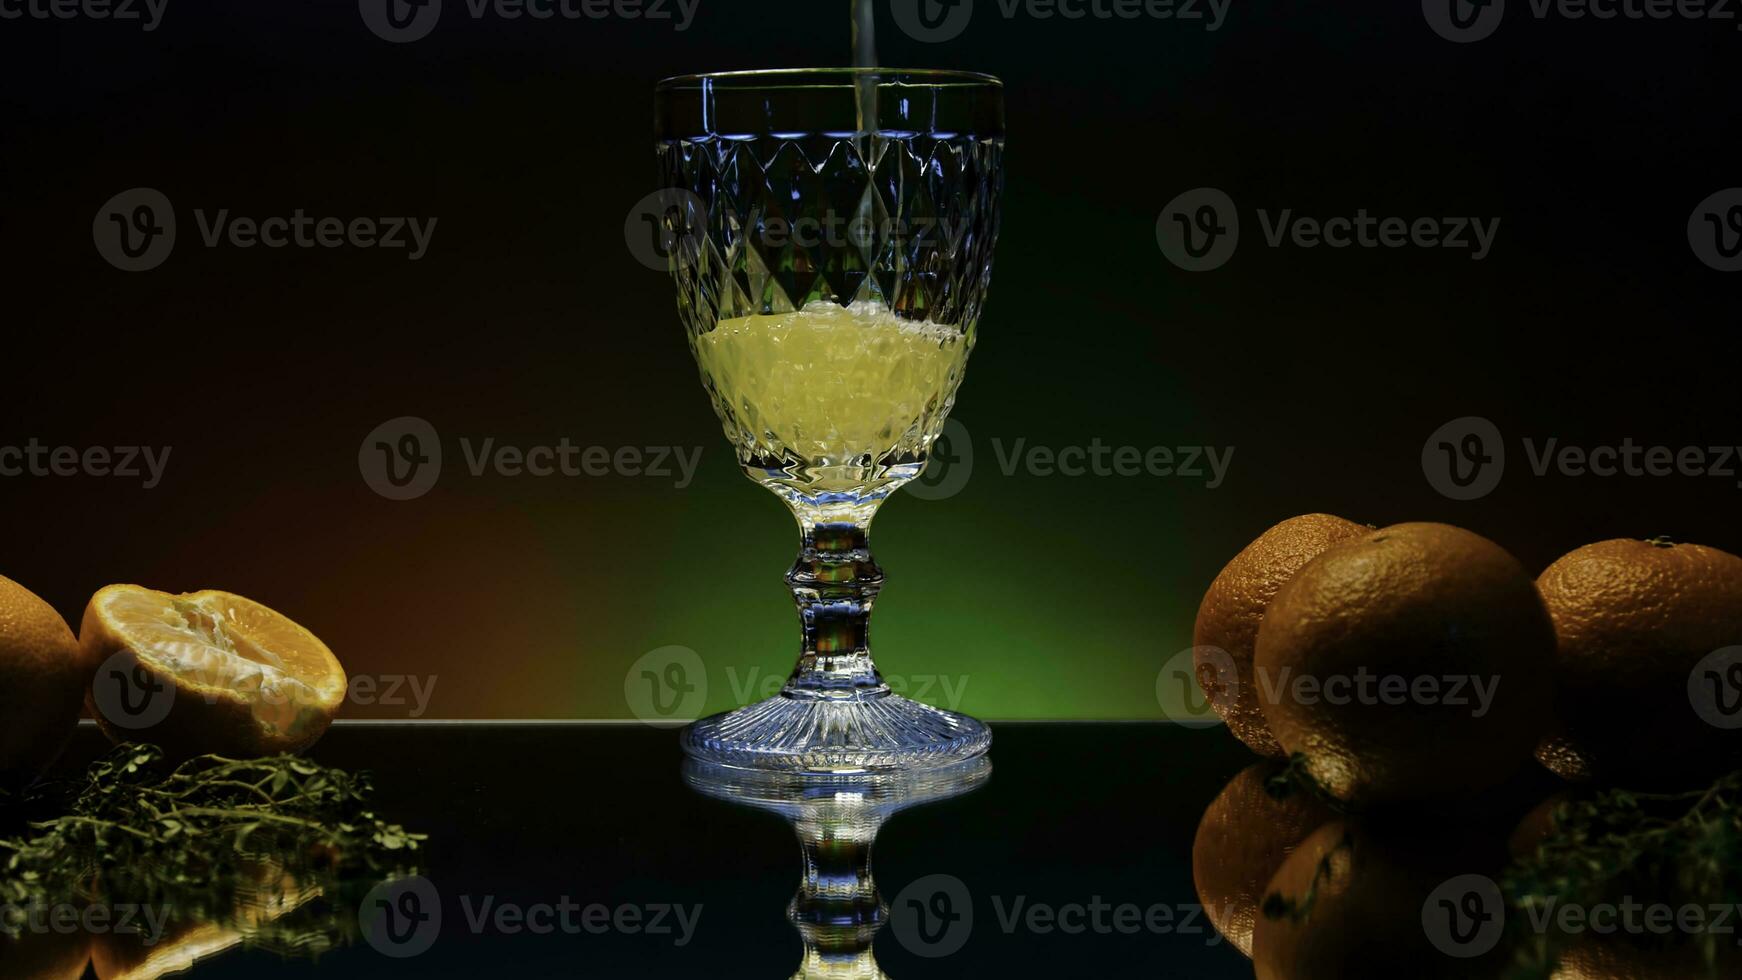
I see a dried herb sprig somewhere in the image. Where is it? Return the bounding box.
[1263,752,1350,813]
[0,743,425,952]
[1502,773,1742,977]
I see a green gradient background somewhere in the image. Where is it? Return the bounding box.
[1,1,1738,722]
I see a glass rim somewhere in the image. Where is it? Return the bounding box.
[655,67,1002,91]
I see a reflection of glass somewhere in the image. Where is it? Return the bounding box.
[685,756,989,977]
[656,69,1005,772]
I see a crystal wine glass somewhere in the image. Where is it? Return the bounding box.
[655,69,1004,771]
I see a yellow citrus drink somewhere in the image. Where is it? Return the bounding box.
[692,301,969,496]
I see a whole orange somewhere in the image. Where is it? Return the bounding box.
[1255,523,1555,805]
[1534,538,1742,787]
[1194,514,1369,756]
[0,573,86,790]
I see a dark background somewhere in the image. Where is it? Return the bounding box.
[1,0,1738,720]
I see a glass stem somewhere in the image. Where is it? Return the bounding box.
[789,818,883,975]
[781,513,890,701]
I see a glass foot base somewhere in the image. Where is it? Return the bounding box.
[681,693,992,773]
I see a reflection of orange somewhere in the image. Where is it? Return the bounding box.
[1195,514,1369,757]
[1192,762,1334,957]
[1552,935,1742,979]
[91,921,244,980]
[0,930,89,980]
[90,856,326,980]
[1255,523,1555,805]
[80,585,347,757]
[1535,538,1742,788]
[1506,792,1570,860]
[1253,820,1512,979]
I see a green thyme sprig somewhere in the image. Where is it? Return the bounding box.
[1502,773,1742,977]
[0,743,426,951]
[1263,752,1349,814]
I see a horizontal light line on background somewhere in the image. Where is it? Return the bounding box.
[76,718,1172,727]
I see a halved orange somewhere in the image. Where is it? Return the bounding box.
[81,585,347,757]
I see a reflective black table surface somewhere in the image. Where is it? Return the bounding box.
[6,722,1277,977]
[12,721,1689,978]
